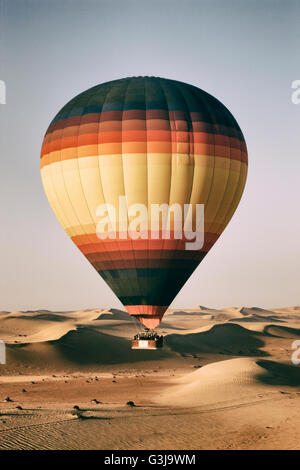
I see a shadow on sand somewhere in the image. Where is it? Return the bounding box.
[256,359,300,386]
[165,323,269,357]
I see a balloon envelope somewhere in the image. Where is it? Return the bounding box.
[41,77,248,329]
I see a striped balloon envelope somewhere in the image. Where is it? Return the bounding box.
[40,77,248,329]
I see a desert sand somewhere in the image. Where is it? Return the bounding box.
[0,306,299,450]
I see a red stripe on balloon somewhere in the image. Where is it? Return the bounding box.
[125,305,168,329]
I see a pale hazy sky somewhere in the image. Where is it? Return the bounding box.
[0,0,299,311]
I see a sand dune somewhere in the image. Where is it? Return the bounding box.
[52,327,169,365]
[263,324,300,338]
[3,326,171,374]
[273,306,300,313]
[1,307,300,371]
[155,355,300,409]
[13,313,71,322]
[155,358,269,406]
[0,306,299,449]
[240,307,276,315]
[256,359,300,386]
[165,323,267,357]
[94,308,132,321]
[171,306,215,315]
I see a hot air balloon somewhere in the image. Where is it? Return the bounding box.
[40,77,248,349]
